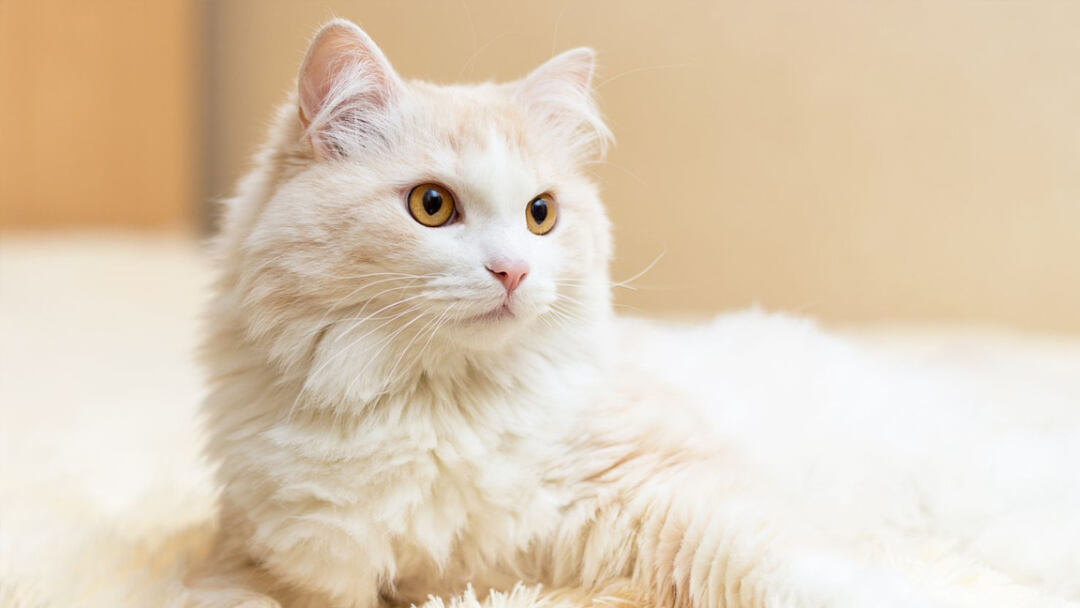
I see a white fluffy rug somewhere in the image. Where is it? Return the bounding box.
[3,232,1079,607]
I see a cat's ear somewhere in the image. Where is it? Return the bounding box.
[297,19,403,158]
[515,48,613,162]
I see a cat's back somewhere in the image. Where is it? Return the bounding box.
[610,309,1080,442]
[607,310,1080,599]
[609,310,887,432]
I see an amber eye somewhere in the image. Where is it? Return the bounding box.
[408,184,456,227]
[526,194,557,235]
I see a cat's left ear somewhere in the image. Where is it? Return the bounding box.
[515,48,613,162]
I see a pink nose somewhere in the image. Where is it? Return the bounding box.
[486,260,529,295]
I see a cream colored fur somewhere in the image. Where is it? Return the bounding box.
[178,18,1080,608]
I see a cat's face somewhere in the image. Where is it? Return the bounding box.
[230,19,613,394]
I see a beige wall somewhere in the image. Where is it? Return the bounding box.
[207,0,1080,333]
[0,0,200,228]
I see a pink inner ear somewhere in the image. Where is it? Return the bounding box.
[299,23,365,126]
[297,20,397,134]
[297,39,339,126]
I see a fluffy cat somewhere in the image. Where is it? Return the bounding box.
[183,18,1080,608]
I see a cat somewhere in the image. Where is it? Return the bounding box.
[182,18,1080,608]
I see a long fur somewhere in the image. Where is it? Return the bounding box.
[181,18,1080,608]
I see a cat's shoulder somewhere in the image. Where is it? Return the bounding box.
[612,309,849,358]
[607,309,883,410]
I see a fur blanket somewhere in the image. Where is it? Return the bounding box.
[3,234,1078,607]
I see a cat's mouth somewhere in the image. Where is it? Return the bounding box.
[468,302,516,323]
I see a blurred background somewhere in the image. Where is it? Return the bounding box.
[2,0,1078,330]
[2,4,1079,600]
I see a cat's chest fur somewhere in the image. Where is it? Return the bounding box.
[240,376,578,603]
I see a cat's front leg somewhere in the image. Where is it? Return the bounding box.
[625,483,937,608]
[179,585,281,608]
[179,544,284,608]
[180,549,349,608]
[179,523,361,608]
[552,460,934,608]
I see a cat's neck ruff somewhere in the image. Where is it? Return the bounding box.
[276,310,613,426]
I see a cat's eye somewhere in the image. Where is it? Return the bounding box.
[526,194,557,235]
[408,184,456,227]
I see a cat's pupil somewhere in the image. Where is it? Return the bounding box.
[422,189,443,216]
[530,198,548,224]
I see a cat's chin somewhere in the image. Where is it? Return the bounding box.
[449,303,540,350]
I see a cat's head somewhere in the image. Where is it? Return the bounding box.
[218,19,614,401]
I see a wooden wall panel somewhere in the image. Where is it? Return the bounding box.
[0,0,199,228]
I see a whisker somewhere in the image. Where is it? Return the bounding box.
[302,276,424,340]
[382,304,450,389]
[601,160,648,186]
[597,62,693,89]
[314,271,438,281]
[457,31,511,79]
[381,302,460,393]
[344,311,432,397]
[299,282,426,341]
[612,250,666,290]
[330,307,426,400]
[550,0,571,57]
[545,304,578,326]
[328,292,431,337]
[241,250,302,280]
[304,301,426,388]
[300,296,414,348]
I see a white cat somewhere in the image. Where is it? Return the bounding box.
[183,18,1080,608]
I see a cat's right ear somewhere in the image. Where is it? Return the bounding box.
[297,19,403,159]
